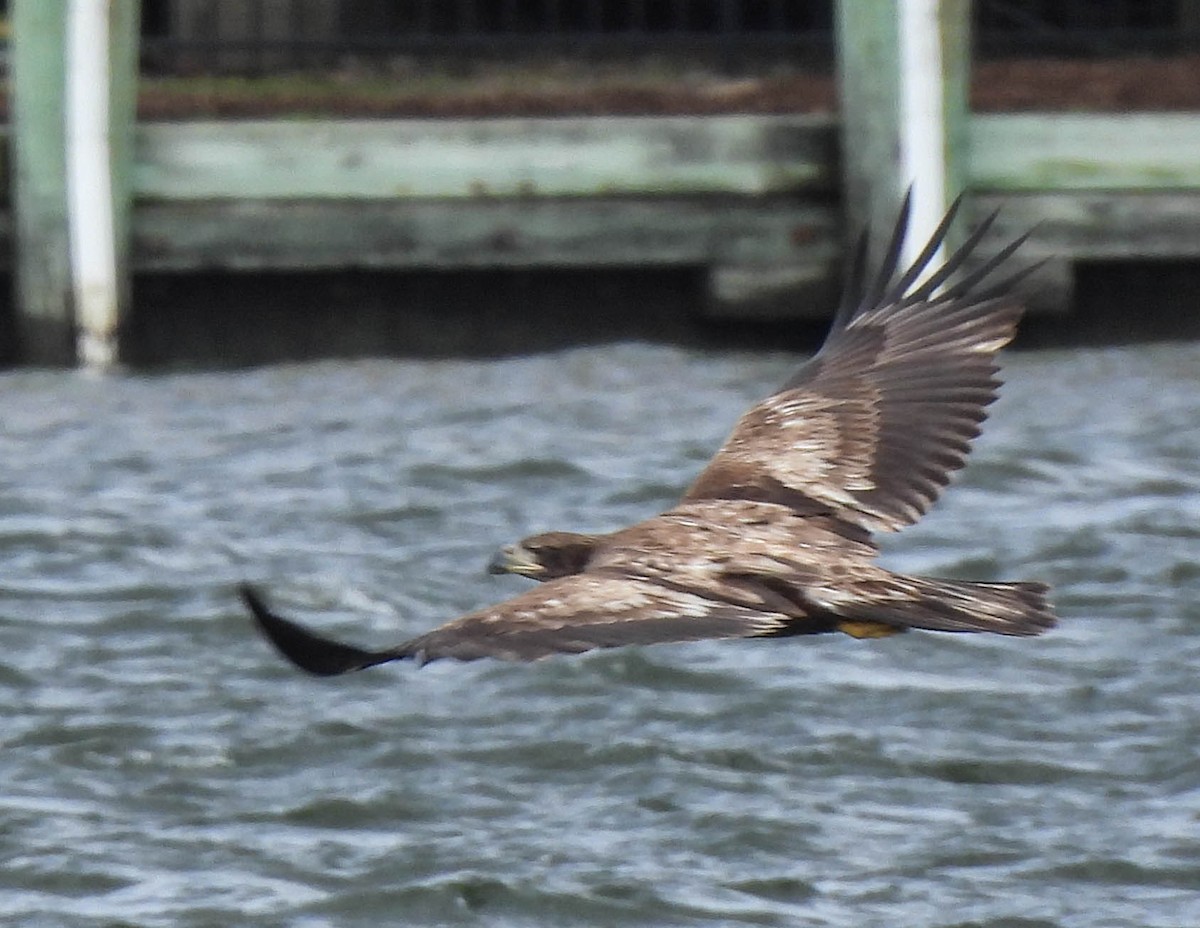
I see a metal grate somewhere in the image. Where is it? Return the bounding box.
[975,0,1193,56]
[139,0,1197,74]
[141,0,835,73]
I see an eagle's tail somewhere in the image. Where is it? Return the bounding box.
[843,574,1056,637]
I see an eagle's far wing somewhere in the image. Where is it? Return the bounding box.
[242,577,790,674]
[683,194,1038,535]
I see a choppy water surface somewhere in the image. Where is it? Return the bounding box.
[2,342,1199,927]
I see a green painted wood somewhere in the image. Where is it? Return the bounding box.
[131,116,838,201]
[10,0,73,364]
[834,0,904,243]
[970,114,1200,191]
[938,0,971,235]
[974,190,1200,258]
[109,0,143,345]
[133,198,842,320]
[132,198,839,274]
[128,187,1200,317]
[969,191,1200,312]
[835,1,970,251]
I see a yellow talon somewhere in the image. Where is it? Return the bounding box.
[837,620,905,639]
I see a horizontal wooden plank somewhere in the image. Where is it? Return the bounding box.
[132,115,838,201]
[970,114,1200,191]
[135,191,1200,268]
[131,197,840,271]
[5,188,1193,308]
[707,262,840,319]
[973,190,1200,259]
[97,190,1200,319]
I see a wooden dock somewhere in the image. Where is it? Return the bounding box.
[6,0,1200,366]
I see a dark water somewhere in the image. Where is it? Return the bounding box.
[2,342,1199,927]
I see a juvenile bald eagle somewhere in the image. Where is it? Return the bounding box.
[243,194,1054,675]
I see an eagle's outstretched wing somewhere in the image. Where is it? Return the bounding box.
[683,194,1037,535]
[242,196,1056,676]
[242,579,791,673]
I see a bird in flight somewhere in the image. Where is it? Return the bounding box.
[243,193,1054,675]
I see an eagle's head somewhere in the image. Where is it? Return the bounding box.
[487,531,599,581]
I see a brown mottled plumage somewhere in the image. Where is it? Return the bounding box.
[242,193,1055,675]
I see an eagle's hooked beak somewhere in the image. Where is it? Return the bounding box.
[487,543,545,578]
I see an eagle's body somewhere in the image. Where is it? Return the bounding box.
[243,195,1056,675]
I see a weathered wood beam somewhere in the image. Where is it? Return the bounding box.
[974,191,1200,259]
[971,191,1200,313]
[132,198,842,319]
[971,114,1200,191]
[132,116,838,201]
[131,198,837,270]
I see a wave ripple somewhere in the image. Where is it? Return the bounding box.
[1,343,1198,927]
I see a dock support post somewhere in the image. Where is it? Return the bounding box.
[834,0,970,263]
[67,0,141,369]
[11,1,72,364]
[11,0,139,367]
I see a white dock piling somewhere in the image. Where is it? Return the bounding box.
[67,0,120,369]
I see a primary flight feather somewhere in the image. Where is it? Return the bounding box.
[243,194,1054,675]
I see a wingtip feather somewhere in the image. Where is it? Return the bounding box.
[240,583,401,676]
